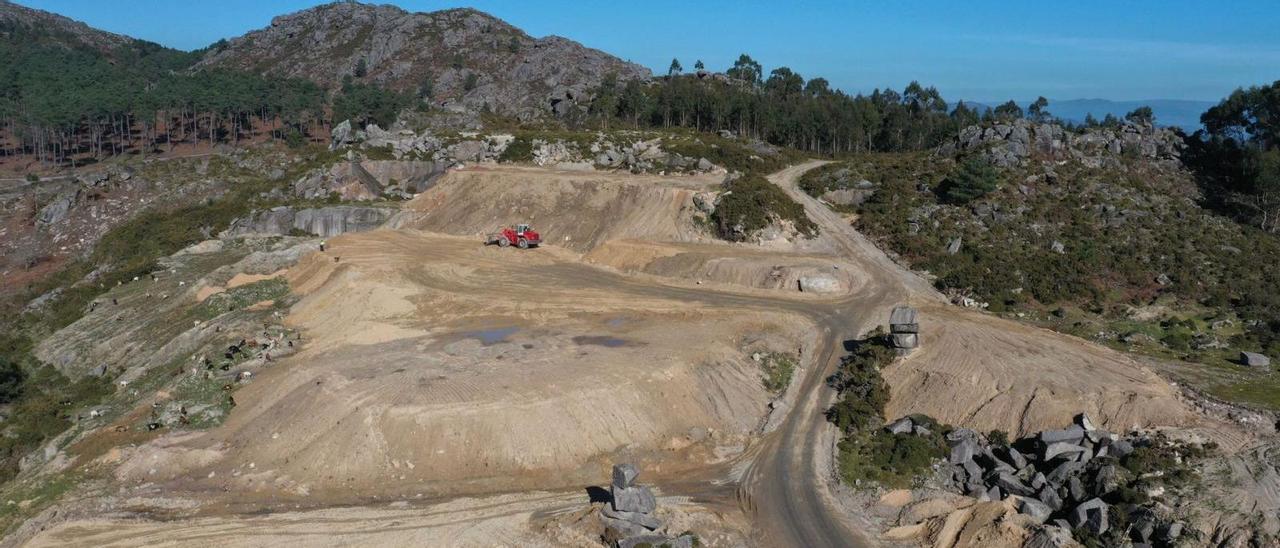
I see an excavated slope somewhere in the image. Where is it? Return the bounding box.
[399,166,722,253]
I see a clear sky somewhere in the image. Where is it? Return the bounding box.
[19,0,1280,102]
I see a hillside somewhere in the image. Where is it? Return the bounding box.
[196,2,652,119]
[0,0,132,52]
[802,119,1280,409]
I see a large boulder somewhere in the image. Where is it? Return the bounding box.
[1241,351,1271,368]
[611,485,656,514]
[612,463,639,489]
[1068,498,1109,535]
[798,275,841,294]
[330,119,353,150]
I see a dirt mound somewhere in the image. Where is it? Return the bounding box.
[399,166,722,253]
[883,304,1200,437]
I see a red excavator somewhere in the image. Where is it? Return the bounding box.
[485,223,541,249]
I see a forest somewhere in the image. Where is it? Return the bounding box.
[0,18,324,166]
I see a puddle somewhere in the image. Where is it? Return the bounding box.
[605,317,629,328]
[572,335,635,348]
[461,327,520,345]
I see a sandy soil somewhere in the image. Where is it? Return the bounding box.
[884,303,1198,437]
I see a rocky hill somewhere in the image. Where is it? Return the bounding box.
[0,0,133,52]
[197,2,651,119]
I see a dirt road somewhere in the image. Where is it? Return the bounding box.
[733,162,922,548]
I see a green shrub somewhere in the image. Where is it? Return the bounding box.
[498,137,533,163]
[711,174,816,240]
[284,128,306,149]
[824,329,895,433]
[938,156,999,204]
[837,428,948,488]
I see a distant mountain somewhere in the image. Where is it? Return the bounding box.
[1046,99,1214,131]
[197,2,651,119]
[956,98,1216,131]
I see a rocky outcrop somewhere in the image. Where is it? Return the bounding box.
[222,206,393,238]
[197,3,651,119]
[35,190,79,226]
[939,119,1184,168]
[293,157,447,200]
[328,123,724,175]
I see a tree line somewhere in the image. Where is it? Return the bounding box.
[589,54,966,154]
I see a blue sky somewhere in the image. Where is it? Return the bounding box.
[21,0,1280,102]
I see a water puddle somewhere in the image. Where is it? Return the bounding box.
[572,335,636,348]
[461,326,520,345]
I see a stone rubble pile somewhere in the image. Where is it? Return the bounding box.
[600,463,695,548]
[944,414,1185,546]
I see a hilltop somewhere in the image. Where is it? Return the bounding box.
[196,2,651,118]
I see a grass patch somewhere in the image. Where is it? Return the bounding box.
[196,278,290,320]
[759,352,796,393]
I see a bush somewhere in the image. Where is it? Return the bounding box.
[711,174,816,240]
[498,137,533,163]
[938,156,999,204]
[284,128,306,149]
[825,330,895,433]
[837,428,948,488]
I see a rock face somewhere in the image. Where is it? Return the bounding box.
[223,206,393,238]
[940,118,1183,168]
[293,158,447,200]
[197,3,651,119]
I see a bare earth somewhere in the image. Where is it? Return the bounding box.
[18,163,1247,547]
